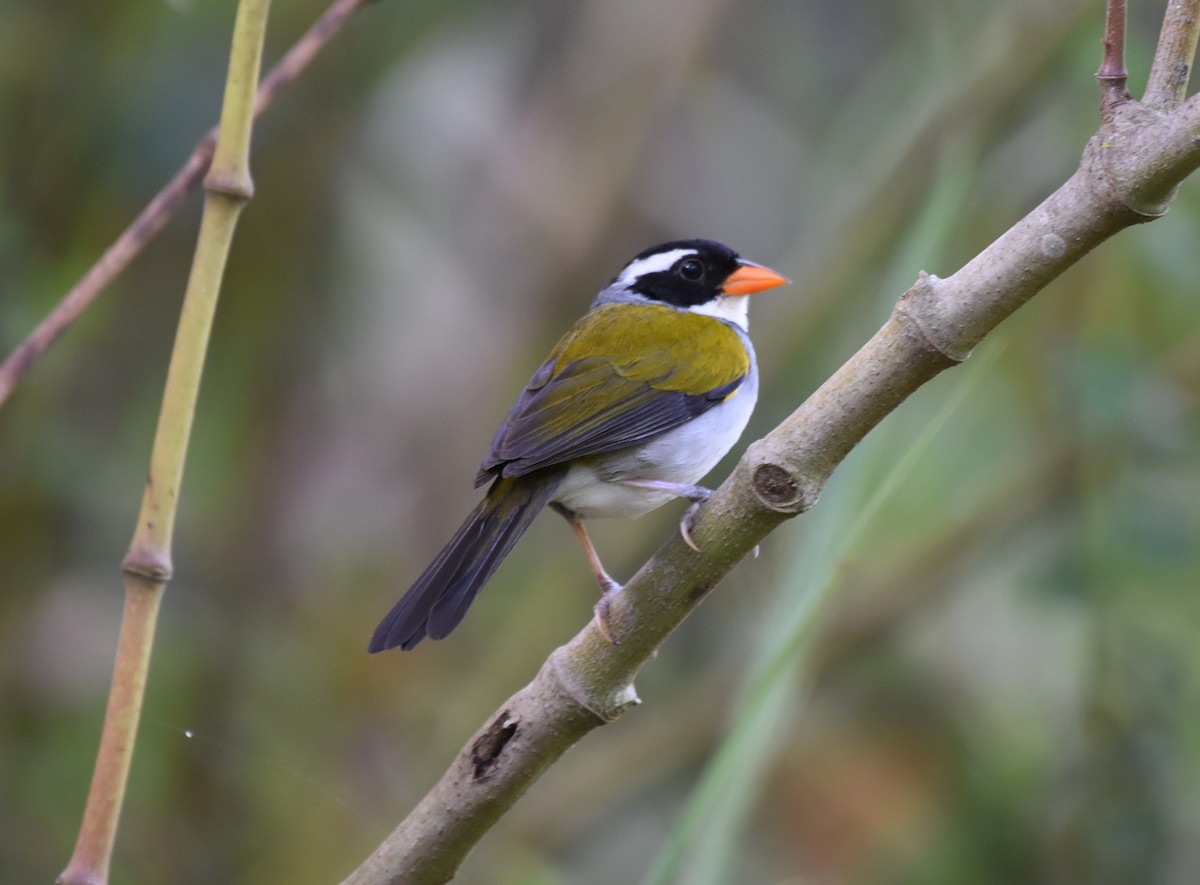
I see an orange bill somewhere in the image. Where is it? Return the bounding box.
[721,261,791,296]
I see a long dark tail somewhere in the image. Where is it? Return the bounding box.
[369,474,561,652]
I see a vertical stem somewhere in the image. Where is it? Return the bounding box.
[58,1,271,882]
[122,196,244,577]
[58,576,163,885]
[1097,0,1129,122]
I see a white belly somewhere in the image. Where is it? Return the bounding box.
[550,371,758,519]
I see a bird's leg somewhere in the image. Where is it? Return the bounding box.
[617,478,713,553]
[554,506,622,595]
[551,503,621,644]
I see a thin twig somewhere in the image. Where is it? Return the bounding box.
[1098,0,1130,121]
[1145,0,1200,108]
[0,0,369,410]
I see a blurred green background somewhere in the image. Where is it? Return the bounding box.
[4,0,1200,882]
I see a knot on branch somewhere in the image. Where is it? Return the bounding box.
[471,711,519,781]
[752,463,802,508]
[743,447,818,515]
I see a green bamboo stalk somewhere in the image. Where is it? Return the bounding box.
[58,2,271,882]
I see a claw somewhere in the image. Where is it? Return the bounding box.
[594,594,620,645]
[678,487,712,553]
[680,501,704,553]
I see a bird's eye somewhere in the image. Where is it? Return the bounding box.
[678,258,704,281]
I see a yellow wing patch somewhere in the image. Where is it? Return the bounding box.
[550,303,748,394]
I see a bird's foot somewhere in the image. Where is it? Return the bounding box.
[618,479,714,552]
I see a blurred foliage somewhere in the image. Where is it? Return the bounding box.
[3,0,1200,882]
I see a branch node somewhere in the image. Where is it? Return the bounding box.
[894,272,973,364]
[121,548,172,583]
[203,169,255,200]
[547,647,640,722]
[1084,107,1181,219]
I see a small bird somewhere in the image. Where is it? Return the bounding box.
[369,239,789,652]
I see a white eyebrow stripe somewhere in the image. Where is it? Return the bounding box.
[614,248,694,287]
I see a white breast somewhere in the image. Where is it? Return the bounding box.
[551,346,759,520]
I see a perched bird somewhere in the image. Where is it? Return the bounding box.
[369,239,789,652]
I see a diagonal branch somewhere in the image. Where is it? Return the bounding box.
[0,0,370,411]
[340,22,1200,885]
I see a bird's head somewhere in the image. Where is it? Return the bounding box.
[599,238,789,329]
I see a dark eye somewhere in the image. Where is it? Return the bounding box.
[678,258,704,281]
